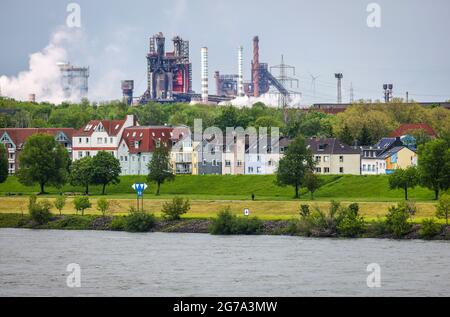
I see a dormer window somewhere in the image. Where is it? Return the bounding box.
[135,141,140,149]
[318,144,326,151]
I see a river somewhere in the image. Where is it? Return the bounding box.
[0,229,449,297]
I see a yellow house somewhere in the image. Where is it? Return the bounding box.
[381,146,417,174]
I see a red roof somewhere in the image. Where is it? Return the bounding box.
[0,128,75,148]
[121,127,175,154]
[74,119,127,137]
[390,124,437,138]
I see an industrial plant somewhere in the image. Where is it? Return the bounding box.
[58,62,89,100]
[121,32,301,107]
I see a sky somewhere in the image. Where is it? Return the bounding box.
[0,0,449,105]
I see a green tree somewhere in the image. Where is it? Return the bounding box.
[54,195,66,216]
[358,125,372,146]
[388,167,419,200]
[97,197,110,217]
[17,134,70,194]
[91,151,121,195]
[304,171,322,200]
[436,193,450,226]
[28,195,53,225]
[69,157,94,195]
[0,143,8,184]
[339,125,354,146]
[73,196,91,216]
[147,146,175,196]
[418,139,450,200]
[276,136,315,198]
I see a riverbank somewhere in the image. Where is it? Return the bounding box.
[1,213,449,241]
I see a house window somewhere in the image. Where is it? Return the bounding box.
[363,164,366,171]
[324,167,330,173]
[86,138,89,143]
[340,156,344,163]
[237,160,243,167]
[97,138,103,144]
[120,156,123,162]
[125,156,128,162]
[324,156,329,162]
[110,138,113,143]
[315,156,321,163]
[315,167,322,173]
[225,160,231,167]
[257,155,261,162]
[257,167,262,174]
[79,138,82,143]
[213,160,217,166]
[248,167,254,173]
[86,151,91,157]
[78,152,83,159]
[340,167,344,174]
[203,160,207,166]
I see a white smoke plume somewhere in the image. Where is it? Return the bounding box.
[219,93,305,109]
[0,27,84,104]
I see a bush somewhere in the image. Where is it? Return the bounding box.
[97,198,110,217]
[28,195,52,225]
[125,207,157,232]
[337,203,366,238]
[111,216,127,231]
[299,205,310,218]
[49,215,94,230]
[209,207,263,235]
[385,203,413,238]
[74,196,92,216]
[161,197,191,221]
[419,219,441,239]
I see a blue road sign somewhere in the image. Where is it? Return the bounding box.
[132,183,148,197]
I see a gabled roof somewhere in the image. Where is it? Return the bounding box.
[390,124,437,138]
[307,138,360,155]
[120,126,176,154]
[0,128,75,149]
[378,146,415,159]
[75,119,127,137]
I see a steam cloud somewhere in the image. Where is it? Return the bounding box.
[0,27,85,104]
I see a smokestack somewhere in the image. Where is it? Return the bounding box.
[253,36,260,97]
[121,80,134,106]
[201,47,209,103]
[28,93,36,103]
[238,46,244,97]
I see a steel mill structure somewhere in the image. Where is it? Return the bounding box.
[58,62,89,101]
[139,33,193,104]
[126,32,299,105]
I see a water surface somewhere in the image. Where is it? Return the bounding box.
[0,229,449,296]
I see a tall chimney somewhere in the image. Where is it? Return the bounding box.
[238,46,244,97]
[253,36,260,98]
[201,47,209,103]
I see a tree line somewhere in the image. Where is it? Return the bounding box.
[1,97,449,145]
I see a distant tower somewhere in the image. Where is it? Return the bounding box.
[335,73,343,104]
[252,36,260,97]
[238,46,244,97]
[121,80,134,106]
[201,47,209,103]
[383,84,393,103]
[350,82,354,103]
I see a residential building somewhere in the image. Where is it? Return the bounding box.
[222,133,245,175]
[171,128,195,175]
[307,138,361,175]
[245,136,286,175]
[0,128,75,175]
[360,137,417,175]
[118,126,176,175]
[72,115,137,161]
[379,147,417,174]
[196,135,223,175]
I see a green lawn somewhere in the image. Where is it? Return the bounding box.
[0,175,437,202]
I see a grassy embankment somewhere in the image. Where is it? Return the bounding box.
[0,175,441,222]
